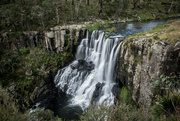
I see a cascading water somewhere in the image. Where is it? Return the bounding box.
[54,30,122,110]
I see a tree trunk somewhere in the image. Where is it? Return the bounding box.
[168,0,174,13]
[98,0,103,16]
[20,8,24,26]
[56,8,59,24]
[40,16,45,28]
[133,0,140,9]
[79,0,82,7]
[72,0,74,5]
[86,0,89,5]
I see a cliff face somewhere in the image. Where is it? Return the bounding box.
[118,20,180,106]
[0,24,87,53]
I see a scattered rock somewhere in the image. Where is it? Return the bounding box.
[25,70,33,76]
[175,42,180,48]
[91,82,105,105]
[146,33,154,37]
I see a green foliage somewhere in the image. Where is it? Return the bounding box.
[0,51,20,86]
[105,34,110,39]
[104,22,110,27]
[0,46,4,59]
[74,41,78,46]
[148,38,152,43]
[147,50,153,61]
[153,93,180,120]
[147,39,152,46]
[120,86,132,104]
[128,38,134,43]
[80,104,110,121]
[0,47,73,112]
[29,108,62,121]
[0,86,30,121]
[86,24,99,32]
[20,48,30,55]
[152,73,180,95]
[153,35,160,40]
[65,34,71,51]
[81,99,154,121]
[106,27,117,33]
[123,43,128,50]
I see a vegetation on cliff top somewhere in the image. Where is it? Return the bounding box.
[126,20,180,46]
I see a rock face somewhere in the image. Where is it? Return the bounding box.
[118,38,180,106]
[0,24,87,53]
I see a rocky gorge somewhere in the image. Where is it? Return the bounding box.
[0,19,180,120]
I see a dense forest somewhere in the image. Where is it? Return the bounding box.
[0,0,180,31]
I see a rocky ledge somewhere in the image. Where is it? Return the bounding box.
[118,20,180,107]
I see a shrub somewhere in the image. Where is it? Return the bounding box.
[105,34,110,39]
[148,38,152,43]
[120,86,132,104]
[104,22,110,27]
[106,27,117,33]
[20,48,30,55]
[86,24,98,32]
[153,93,180,119]
[0,86,30,121]
[153,35,160,40]
[152,73,180,95]
[29,108,62,121]
[80,104,111,121]
[147,50,152,60]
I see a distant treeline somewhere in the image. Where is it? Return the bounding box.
[0,0,180,31]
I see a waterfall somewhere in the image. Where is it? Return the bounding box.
[54,30,122,110]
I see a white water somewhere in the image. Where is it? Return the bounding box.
[54,30,122,110]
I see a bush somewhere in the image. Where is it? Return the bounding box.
[86,24,98,32]
[0,86,30,121]
[20,48,30,55]
[147,50,153,60]
[106,27,117,33]
[152,73,180,95]
[80,104,111,121]
[29,108,62,121]
[120,86,132,104]
[153,35,160,40]
[153,93,180,119]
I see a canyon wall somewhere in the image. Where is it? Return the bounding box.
[0,24,87,53]
[118,37,180,106]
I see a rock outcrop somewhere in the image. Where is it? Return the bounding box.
[118,38,180,107]
[0,24,87,53]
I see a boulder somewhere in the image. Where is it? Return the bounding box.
[91,82,105,105]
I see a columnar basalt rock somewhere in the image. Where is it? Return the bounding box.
[118,38,180,107]
[0,24,87,53]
